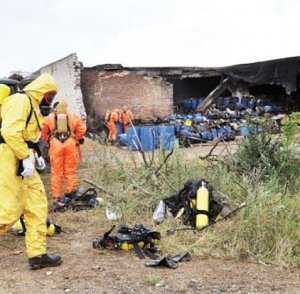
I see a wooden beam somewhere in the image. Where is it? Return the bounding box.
[197,78,229,112]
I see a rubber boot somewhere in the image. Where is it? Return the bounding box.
[28,254,62,270]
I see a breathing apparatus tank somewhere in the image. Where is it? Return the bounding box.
[56,101,69,133]
[120,241,145,251]
[12,219,60,236]
[0,84,11,121]
[196,180,209,229]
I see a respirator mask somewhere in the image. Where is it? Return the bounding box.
[40,91,56,116]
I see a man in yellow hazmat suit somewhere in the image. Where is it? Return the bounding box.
[0,73,62,270]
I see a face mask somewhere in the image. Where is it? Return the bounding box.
[40,104,52,116]
[40,91,56,116]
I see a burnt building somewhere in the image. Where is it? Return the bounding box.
[26,54,300,130]
[81,57,300,125]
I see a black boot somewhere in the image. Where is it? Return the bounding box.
[28,254,62,270]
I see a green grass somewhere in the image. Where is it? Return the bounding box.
[83,125,300,268]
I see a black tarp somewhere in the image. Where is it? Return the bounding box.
[218,57,300,94]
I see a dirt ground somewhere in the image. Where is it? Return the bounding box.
[1,142,299,294]
[1,210,299,294]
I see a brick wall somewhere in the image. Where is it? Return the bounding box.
[81,69,173,123]
[38,53,86,120]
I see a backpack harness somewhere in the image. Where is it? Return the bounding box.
[93,224,161,259]
[51,113,71,143]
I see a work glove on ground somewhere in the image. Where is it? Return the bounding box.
[35,155,46,171]
[21,152,35,178]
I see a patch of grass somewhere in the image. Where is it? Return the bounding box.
[82,130,300,268]
[144,274,161,286]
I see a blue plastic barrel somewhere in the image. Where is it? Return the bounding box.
[127,127,141,151]
[139,126,157,151]
[240,125,250,136]
[118,134,128,146]
[157,125,175,150]
[211,128,218,139]
[200,131,213,141]
[116,123,124,136]
[193,114,207,123]
[217,127,226,139]
[191,98,198,111]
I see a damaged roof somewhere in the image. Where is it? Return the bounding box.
[86,56,300,94]
[218,56,300,94]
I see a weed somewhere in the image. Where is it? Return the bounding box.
[144,274,161,286]
[81,125,300,268]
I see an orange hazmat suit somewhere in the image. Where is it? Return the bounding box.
[41,105,86,199]
[120,109,134,133]
[106,110,119,142]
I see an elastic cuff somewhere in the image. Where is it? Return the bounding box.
[27,249,47,259]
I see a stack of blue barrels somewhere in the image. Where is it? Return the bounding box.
[125,125,175,151]
[127,127,141,151]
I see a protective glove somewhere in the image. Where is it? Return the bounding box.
[21,152,35,178]
[35,155,46,171]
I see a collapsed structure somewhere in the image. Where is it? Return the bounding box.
[7,53,300,131]
[84,57,300,119]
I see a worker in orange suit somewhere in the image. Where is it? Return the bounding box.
[105,109,119,143]
[41,100,86,209]
[120,106,134,133]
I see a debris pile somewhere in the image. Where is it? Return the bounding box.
[113,96,284,150]
[170,96,283,145]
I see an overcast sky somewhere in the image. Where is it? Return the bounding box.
[1,0,299,75]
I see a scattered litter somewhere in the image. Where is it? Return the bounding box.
[145,252,192,269]
[155,281,166,287]
[105,207,122,221]
[54,188,98,212]
[153,200,171,224]
[12,250,23,255]
[46,271,52,276]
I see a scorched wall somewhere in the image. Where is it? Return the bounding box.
[81,68,173,123]
[38,53,86,120]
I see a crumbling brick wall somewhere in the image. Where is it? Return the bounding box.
[38,53,86,120]
[81,69,173,124]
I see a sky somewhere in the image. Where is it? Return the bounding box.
[1,0,300,75]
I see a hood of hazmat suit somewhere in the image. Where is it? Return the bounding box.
[23,73,58,104]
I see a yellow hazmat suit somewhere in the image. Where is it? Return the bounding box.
[0,84,11,104]
[0,74,58,258]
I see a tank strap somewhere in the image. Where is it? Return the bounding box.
[196,209,210,217]
[25,97,33,127]
[52,113,71,142]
